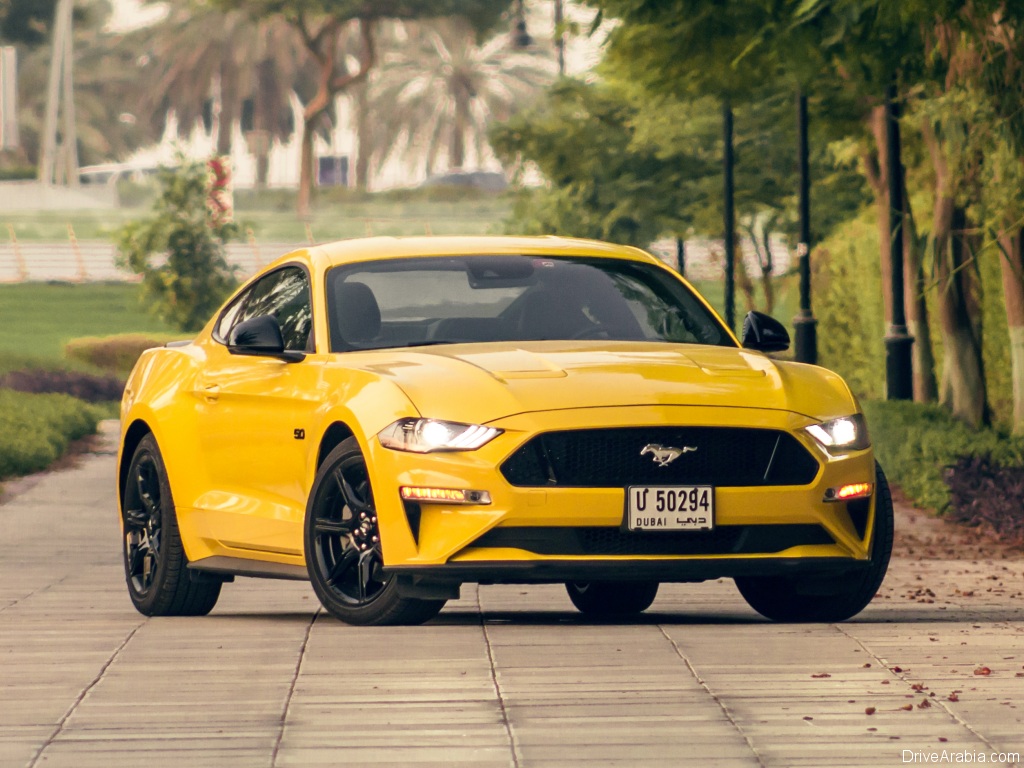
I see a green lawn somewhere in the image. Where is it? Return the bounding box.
[0,282,173,372]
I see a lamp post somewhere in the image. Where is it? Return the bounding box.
[723,99,736,332]
[793,90,817,363]
[884,82,914,399]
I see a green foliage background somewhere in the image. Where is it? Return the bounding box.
[0,389,103,479]
[116,161,240,332]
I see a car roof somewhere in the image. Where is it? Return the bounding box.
[270,235,663,273]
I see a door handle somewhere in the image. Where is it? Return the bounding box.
[203,383,220,403]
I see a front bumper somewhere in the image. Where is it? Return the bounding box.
[366,405,878,577]
[385,556,871,587]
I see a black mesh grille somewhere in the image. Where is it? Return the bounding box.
[500,427,819,488]
[471,524,833,557]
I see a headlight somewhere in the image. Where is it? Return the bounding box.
[378,418,502,453]
[805,414,870,455]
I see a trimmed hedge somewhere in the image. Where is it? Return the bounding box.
[0,368,124,403]
[65,333,187,376]
[864,399,1024,513]
[0,389,103,479]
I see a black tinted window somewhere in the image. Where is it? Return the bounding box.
[325,255,731,351]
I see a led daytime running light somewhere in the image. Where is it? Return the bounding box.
[400,486,492,505]
[823,483,873,502]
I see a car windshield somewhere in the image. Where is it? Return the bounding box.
[325,255,733,352]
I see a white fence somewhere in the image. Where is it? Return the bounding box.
[1,236,794,284]
[0,240,298,283]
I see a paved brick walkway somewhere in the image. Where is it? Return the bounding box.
[1,422,1022,767]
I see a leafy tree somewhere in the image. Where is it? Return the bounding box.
[492,79,717,246]
[121,0,308,181]
[587,0,964,415]
[117,158,240,332]
[213,0,514,215]
[921,2,1024,434]
[0,0,70,45]
[367,17,555,179]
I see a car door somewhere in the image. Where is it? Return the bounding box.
[193,265,321,558]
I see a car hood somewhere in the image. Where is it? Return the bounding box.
[350,341,856,425]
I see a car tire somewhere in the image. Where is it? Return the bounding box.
[565,581,660,615]
[305,438,446,626]
[121,434,222,616]
[735,461,894,623]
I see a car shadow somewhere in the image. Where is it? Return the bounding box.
[197,605,1023,627]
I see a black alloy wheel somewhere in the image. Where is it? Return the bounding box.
[124,452,163,597]
[735,461,894,623]
[121,434,221,616]
[305,438,445,626]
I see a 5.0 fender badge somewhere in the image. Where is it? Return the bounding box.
[640,443,696,467]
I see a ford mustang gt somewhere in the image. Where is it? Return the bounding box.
[117,235,892,625]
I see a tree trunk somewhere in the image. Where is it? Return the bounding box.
[933,200,990,427]
[760,227,775,315]
[903,198,938,402]
[999,231,1024,434]
[867,106,937,401]
[297,118,317,219]
[924,121,989,427]
[865,106,893,328]
[252,59,277,189]
[354,81,371,191]
[293,18,374,217]
[216,63,237,156]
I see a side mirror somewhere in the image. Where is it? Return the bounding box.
[228,316,305,362]
[741,311,790,353]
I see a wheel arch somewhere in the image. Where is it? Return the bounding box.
[119,419,154,508]
[316,421,357,471]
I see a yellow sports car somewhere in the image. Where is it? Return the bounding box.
[118,235,891,626]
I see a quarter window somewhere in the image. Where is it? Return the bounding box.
[216,267,313,351]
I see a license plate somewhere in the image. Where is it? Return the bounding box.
[626,486,714,531]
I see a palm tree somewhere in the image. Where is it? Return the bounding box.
[367,16,556,179]
[122,1,309,185]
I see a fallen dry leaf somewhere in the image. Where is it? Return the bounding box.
[901,704,914,711]
[918,699,932,709]
[811,673,832,678]
[974,666,992,676]
[865,707,876,715]
[948,693,960,702]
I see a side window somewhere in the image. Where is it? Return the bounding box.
[217,267,314,351]
[215,292,248,342]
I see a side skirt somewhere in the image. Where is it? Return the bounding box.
[189,555,309,582]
